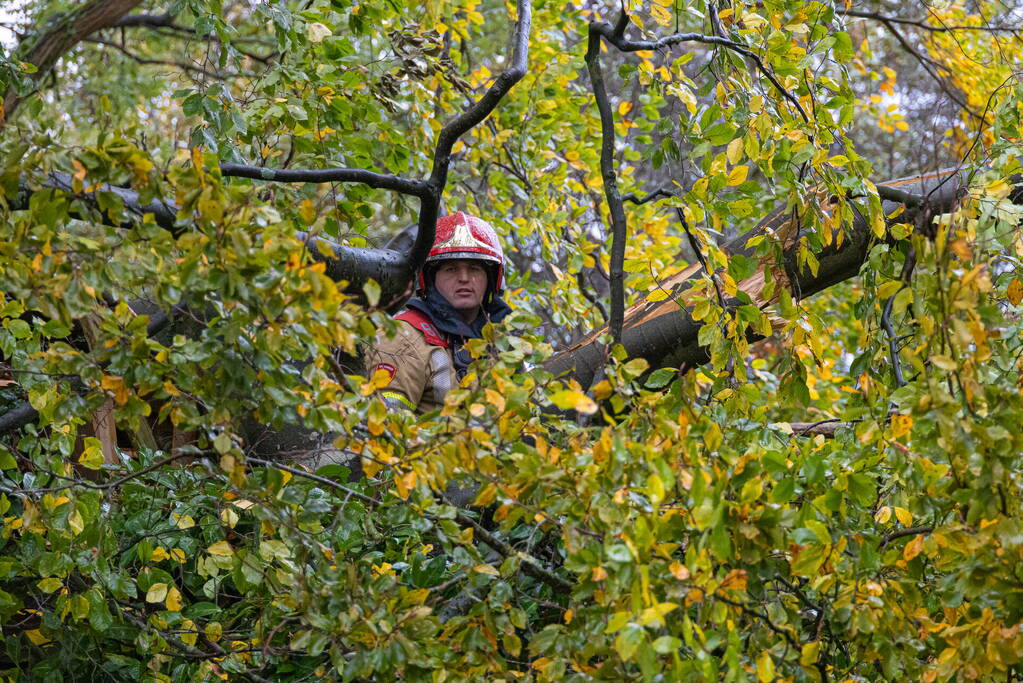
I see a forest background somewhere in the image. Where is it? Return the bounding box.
[1,0,1023,680]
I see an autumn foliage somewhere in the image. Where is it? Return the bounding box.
[1,0,1023,681]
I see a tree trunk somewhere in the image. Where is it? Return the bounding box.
[544,169,1017,387]
[2,0,145,127]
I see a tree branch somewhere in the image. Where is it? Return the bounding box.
[839,9,1022,34]
[0,310,172,437]
[219,164,432,197]
[589,21,809,122]
[2,0,145,126]
[622,188,674,205]
[451,505,574,593]
[586,18,629,346]
[84,37,227,78]
[879,525,934,550]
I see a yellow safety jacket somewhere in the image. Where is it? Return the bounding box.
[365,310,458,414]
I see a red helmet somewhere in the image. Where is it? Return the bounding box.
[417,212,504,294]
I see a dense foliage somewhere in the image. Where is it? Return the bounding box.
[1,0,1023,680]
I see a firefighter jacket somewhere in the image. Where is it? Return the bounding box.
[366,291,511,413]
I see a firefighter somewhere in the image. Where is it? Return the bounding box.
[366,212,511,413]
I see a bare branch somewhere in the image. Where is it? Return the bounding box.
[111,13,178,29]
[219,164,433,198]
[840,9,1023,34]
[84,37,226,78]
[586,20,629,346]
[622,188,674,205]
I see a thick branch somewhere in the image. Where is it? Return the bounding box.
[422,0,531,270]
[2,0,144,126]
[545,169,1008,388]
[586,21,629,346]
[219,165,432,197]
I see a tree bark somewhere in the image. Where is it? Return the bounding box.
[2,0,145,127]
[544,169,1022,387]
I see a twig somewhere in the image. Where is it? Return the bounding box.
[589,21,809,123]
[880,246,916,389]
[714,594,799,650]
[676,207,725,308]
[577,271,609,323]
[839,9,1022,34]
[879,525,934,550]
[790,418,847,437]
[451,505,574,592]
[84,37,226,78]
[0,451,207,496]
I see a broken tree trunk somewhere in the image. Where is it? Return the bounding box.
[544,169,1021,387]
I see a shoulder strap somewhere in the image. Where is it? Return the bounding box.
[395,310,449,348]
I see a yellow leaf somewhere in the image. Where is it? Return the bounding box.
[26,629,51,646]
[72,159,87,181]
[592,380,613,401]
[894,506,913,526]
[669,561,690,580]
[617,101,633,116]
[1008,278,1023,305]
[78,437,104,470]
[647,288,671,302]
[146,582,168,603]
[207,541,234,556]
[151,546,169,562]
[903,533,925,562]
[727,165,748,186]
[874,506,892,524]
[100,375,130,406]
[68,509,84,535]
[726,138,743,165]
[719,568,748,592]
[756,650,775,682]
[300,199,317,224]
[592,566,608,581]
[172,513,195,529]
[889,413,912,438]
[165,586,183,611]
[639,602,678,626]
[473,563,500,576]
[548,389,597,414]
[394,470,417,499]
[564,609,574,624]
[800,641,820,666]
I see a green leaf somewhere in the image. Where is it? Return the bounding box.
[645,368,677,389]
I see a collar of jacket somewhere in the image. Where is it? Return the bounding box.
[406,288,511,342]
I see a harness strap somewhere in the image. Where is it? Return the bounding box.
[395,310,449,347]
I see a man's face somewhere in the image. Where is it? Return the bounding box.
[433,259,488,321]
